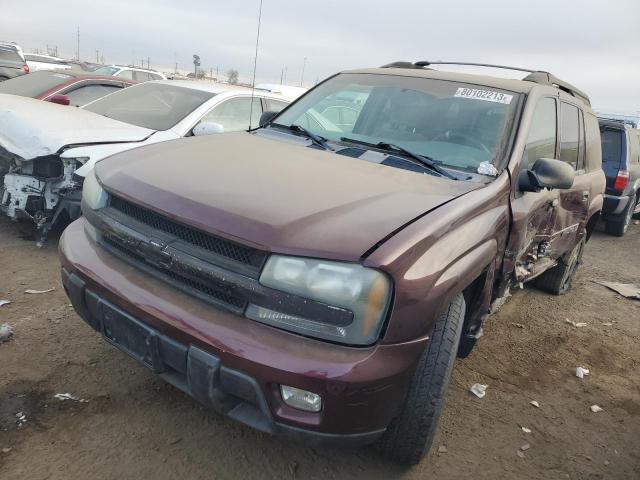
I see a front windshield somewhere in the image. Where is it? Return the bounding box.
[83,83,215,131]
[94,66,119,76]
[274,73,519,174]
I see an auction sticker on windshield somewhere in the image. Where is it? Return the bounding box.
[454,87,513,104]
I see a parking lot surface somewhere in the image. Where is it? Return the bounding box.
[0,217,638,479]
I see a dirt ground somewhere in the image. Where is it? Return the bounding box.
[0,216,638,480]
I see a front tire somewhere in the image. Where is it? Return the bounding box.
[534,236,586,295]
[377,294,465,465]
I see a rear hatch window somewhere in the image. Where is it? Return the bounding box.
[600,127,625,187]
[0,71,73,97]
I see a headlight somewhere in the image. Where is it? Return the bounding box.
[246,255,392,345]
[81,168,108,211]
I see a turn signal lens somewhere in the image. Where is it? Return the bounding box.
[613,170,629,192]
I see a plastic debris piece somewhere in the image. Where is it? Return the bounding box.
[530,400,540,408]
[518,282,524,289]
[24,288,55,294]
[15,412,26,427]
[0,300,10,307]
[520,443,531,451]
[566,319,587,327]
[511,323,525,328]
[575,367,590,379]
[477,161,499,176]
[575,322,587,327]
[54,393,88,403]
[1,447,11,453]
[438,445,448,453]
[0,324,13,343]
[470,383,488,398]
[521,426,532,433]
[590,404,603,413]
[594,281,640,300]
[516,450,526,458]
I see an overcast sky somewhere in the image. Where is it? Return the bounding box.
[3,0,639,113]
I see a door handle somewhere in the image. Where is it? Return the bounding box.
[582,191,590,201]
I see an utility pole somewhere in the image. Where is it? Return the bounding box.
[101,54,104,64]
[76,26,80,61]
[210,67,213,79]
[300,57,307,87]
[147,56,150,70]
[174,62,178,75]
[216,66,219,79]
[283,66,287,84]
[96,50,99,63]
[280,68,283,85]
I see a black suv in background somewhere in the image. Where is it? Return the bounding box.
[0,42,28,82]
[599,118,640,236]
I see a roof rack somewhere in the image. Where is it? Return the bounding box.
[381,60,590,105]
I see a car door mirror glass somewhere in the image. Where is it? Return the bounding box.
[519,158,575,192]
[259,110,278,127]
[193,121,225,136]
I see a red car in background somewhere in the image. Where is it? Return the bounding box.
[0,69,135,106]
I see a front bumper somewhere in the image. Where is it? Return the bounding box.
[59,218,427,446]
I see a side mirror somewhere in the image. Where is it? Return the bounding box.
[259,110,278,127]
[193,121,225,136]
[519,158,575,192]
[49,94,70,106]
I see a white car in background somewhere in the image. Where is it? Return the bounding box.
[0,80,296,242]
[24,53,72,72]
[94,65,167,82]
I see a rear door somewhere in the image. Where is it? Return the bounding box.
[552,101,589,254]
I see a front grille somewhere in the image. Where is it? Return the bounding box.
[110,195,266,269]
[103,236,245,311]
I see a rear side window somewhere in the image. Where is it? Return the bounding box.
[600,128,623,166]
[264,98,288,113]
[629,131,640,165]
[65,84,121,106]
[133,71,151,82]
[201,96,262,131]
[524,97,557,168]
[560,102,580,169]
[116,70,134,80]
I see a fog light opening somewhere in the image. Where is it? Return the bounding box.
[280,385,322,412]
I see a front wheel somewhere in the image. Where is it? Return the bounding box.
[376,294,465,465]
[534,236,586,295]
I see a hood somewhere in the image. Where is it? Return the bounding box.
[97,132,481,260]
[0,94,155,160]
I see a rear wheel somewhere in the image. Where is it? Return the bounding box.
[0,76,8,83]
[534,236,585,295]
[376,294,465,465]
[605,191,636,236]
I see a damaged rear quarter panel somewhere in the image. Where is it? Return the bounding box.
[365,173,511,344]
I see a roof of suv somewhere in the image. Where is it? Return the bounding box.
[345,63,590,105]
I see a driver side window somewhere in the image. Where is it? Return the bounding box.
[524,97,557,169]
[200,97,262,132]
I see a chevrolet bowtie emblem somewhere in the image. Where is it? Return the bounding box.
[138,238,172,268]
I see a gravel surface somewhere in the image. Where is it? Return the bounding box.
[0,217,638,479]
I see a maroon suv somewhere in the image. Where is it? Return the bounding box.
[59,62,604,464]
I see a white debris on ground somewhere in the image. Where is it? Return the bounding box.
[565,319,587,327]
[590,405,604,413]
[595,281,640,300]
[24,288,55,294]
[530,400,540,408]
[0,323,13,343]
[470,383,488,398]
[0,300,10,307]
[521,426,532,433]
[54,393,89,403]
[576,367,590,379]
[15,412,26,427]
[520,443,531,451]
[437,445,448,453]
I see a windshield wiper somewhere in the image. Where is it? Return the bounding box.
[271,123,333,151]
[339,137,457,180]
